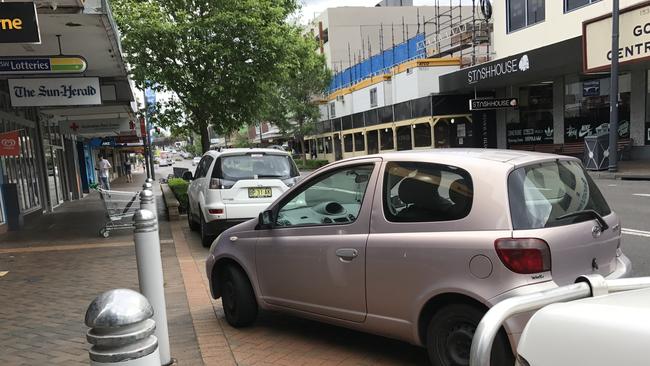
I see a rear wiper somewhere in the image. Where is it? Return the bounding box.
[256,174,285,178]
[556,210,609,230]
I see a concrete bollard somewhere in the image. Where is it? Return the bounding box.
[133,209,171,365]
[140,190,156,218]
[85,288,161,365]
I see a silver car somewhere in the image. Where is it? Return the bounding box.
[205,149,631,366]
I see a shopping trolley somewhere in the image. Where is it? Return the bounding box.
[97,187,140,238]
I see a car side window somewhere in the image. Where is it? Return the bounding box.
[275,164,374,227]
[383,161,473,222]
[195,156,214,178]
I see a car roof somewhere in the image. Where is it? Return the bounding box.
[204,148,290,157]
[359,148,576,167]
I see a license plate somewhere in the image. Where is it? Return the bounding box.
[248,187,272,198]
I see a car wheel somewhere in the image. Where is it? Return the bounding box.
[221,265,258,327]
[187,207,200,232]
[426,304,513,366]
[200,213,214,248]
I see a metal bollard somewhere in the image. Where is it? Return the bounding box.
[142,182,153,191]
[85,288,161,365]
[140,190,156,218]
[133,209,171,365]
[145,178,154,184]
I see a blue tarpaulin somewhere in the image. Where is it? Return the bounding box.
[329,33,426,92]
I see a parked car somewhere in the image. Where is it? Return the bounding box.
[204,149,631,366]
[470,274,650,366]
[192,156,201,166]
[186,148,299,247]
[158,158,174,167]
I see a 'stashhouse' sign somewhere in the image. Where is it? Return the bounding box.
[584,1,650,72]
[470,98,519,111]
[8,77,102,107]
[0,2,40,44]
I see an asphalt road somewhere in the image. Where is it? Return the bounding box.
[595,178,650,276]
[156,159,650,276]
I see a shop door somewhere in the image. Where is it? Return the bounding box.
[334,134,343,160]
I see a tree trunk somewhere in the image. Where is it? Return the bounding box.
[200,124,210,153]
[300,137,307,166]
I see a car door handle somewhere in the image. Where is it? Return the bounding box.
[336,248,359,261]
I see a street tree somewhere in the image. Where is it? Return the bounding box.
[111,0,300,152]
[259,31,331,165]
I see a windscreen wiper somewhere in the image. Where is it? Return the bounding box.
[556,209,608,230]
[257,174,285,178]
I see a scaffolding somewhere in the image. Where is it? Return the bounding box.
[418,0,492,67]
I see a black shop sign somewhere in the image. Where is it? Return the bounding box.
[507,124,554,145]
[0,2,40,44]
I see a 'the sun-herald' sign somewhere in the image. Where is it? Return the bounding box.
[0,2,40,44]
[0,130,21,157]
[470,98,519,111]
[584,1,650,72]
[8,77,101,107]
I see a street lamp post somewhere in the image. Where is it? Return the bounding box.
[609,0,620,172]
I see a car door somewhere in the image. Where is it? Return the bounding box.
[255,158,381,322]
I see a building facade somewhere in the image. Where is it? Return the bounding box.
[0,0,137,233]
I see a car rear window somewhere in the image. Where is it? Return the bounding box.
[213,153,299,181]
[508,160,611,229]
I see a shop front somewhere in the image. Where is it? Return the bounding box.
[439,35,649,159]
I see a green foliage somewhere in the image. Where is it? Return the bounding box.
[111,0,302,152]
[294,159,329,170]
[167,178,189,211]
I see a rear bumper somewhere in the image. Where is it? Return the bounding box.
[204,201,271,222]
[203,218,248,236]
[489,253,632,349]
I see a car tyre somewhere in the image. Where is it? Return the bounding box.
[221,265,258,327]
[187,208,200,232]
[200,213,215,248]
[426,304,513,366]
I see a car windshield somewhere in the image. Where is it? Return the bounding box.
[215,153,299,181]
[508,160,611,229]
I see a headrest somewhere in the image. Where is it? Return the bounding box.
[449,179,472,207]
[398,177,438,205]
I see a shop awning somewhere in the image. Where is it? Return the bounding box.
[439,37,583,93]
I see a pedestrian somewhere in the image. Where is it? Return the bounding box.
[124,159,133,183]
[97,155,112,190]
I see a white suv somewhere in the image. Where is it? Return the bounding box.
[185,148,300,246]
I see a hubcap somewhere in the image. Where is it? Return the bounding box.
[445,323,475,365]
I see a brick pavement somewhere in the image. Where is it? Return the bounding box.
[0,172,203,365]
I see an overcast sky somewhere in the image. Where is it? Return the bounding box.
[299,0,478,23]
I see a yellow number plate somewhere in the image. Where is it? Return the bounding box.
[248,187,272,198]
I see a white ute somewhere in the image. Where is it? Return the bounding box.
[469,274,650,366]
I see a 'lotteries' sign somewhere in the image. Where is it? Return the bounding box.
[584,2,650,72]
[8,77,101,107]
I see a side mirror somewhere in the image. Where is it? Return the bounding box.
[257,209,275,230]
[182,171,193,181]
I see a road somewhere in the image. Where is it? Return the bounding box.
[156,160,650,276]
[595,178,650,276]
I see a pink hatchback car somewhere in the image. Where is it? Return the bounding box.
[205,149,631,366]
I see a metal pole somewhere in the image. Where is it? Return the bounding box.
[133,209,171,365]
[140,189,156,218]
[609,0,620,172]
[85,289,160,366]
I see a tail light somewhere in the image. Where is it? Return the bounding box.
[208,208,224,215]
[495,238,551,274]
[209,178,235,189]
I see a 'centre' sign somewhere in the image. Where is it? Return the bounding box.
[0,2,40,44]
[8,77,102,107]
[584,2,650,72]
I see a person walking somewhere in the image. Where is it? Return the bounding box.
[97,155,112,190]
[124,158,133,183]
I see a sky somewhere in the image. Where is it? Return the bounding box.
[299,0,478,24]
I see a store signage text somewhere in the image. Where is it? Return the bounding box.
[0,130,21,157]
[8,77,101,107]
[0,57,87,74]
[470,98,518,110]
[584,2,650,72]
[59,118,141,137]
[0,2,40,44]
[467,55,529,84]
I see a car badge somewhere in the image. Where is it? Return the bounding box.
[592,258,599,271]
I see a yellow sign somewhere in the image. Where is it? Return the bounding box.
[584,1,650,72]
